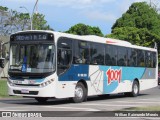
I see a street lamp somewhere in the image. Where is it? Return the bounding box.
[19,6,32,30]
[20,0,39,30]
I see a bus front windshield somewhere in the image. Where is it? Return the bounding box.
[9,44,55,73]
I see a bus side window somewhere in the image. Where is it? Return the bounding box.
[105,45,117,66]
[137,50,145,67]
[128,49,137,67]
[73,41,90,64]
[57,37,72,75]
[117,47,127,66]
[145,51,152,68]
[153,52,156,68]
[90,43,104,65]
[58,49,72,66]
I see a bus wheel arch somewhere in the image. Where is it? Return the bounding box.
[78,79,88,94]
[72,80,88,103]
[125,78,140,97]
[134,78,140,89]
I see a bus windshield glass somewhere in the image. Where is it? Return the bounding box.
[9,44,55,73]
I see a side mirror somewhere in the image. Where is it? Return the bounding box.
[0,58,5,68]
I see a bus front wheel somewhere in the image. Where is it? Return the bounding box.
[35,97,48,103]
[72,82,87,103]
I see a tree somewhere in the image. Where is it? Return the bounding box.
[106,2,160,64]
[111,2,160,36]
[32,13,53,30]
[9,11,30,32]
[0,6,31,36]
[0,6,53,37]
[0,6,11,36]
[66,23,103,36]
[107,27,160,47]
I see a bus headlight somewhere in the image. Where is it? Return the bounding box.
[39,79,54,87]
[7,78,15,86]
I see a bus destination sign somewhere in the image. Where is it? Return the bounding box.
[11,33,54,41]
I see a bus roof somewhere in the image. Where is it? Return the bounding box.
[54,31,157,52]
[12,30,157,52]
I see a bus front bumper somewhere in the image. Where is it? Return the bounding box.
[7,82,56,98]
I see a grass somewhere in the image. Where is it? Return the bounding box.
[0,79,21,98]
[122,106,160,111]
[0,79,8,98]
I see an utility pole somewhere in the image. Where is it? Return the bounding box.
[31,0,39,30]
[36,0,38,14]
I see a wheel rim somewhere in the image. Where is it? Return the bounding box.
[133,84,138,94]
[75,86,83,99]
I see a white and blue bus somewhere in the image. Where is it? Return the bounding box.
[7,30,158,103]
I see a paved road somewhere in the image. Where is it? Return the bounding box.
[0,86,160,119]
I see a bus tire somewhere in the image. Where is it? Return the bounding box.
[35,97,48,103]
[72,82,87,103]
[129,81,139,97]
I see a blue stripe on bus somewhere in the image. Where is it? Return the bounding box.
[59,65,145,81]
[58,64,90,81]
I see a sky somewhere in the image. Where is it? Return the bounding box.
[0,0,152,35]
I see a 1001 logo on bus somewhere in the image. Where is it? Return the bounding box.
[106,68,122,85]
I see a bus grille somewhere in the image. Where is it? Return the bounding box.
[13,90,38,95]
[15,84,40,86]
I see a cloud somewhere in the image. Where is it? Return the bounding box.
[4,0,117,10]
[84,10,117,22]
[117,0,148,13]
[40,0,117,9]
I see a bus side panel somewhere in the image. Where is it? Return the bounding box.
[57,64,90,98]
[87,65,104,96]
[57,65,157,98]
[139,68,157,90]
[100,66,145,94]
[58,65,104,97]
[98,66,156,94]
[55,81,76,98]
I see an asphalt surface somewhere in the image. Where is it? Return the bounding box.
[0,86,160,119]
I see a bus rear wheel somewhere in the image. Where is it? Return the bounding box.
[72,82,87,103]
[35,97,48,103]
[125,81,139,97]
[131,81,139,97]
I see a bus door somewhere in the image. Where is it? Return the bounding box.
[57,37,74,80]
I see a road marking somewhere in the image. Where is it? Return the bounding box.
[147,118,160,120]
[43,106,100,111]
[115,101,160,104]
[139,98,160,102]
[0,106,35,111]
[93,99,160,104]
[81,103,141,107]
[0,110,26,111]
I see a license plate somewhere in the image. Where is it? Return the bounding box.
[12,80,28,84]
[21,89,29,93]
